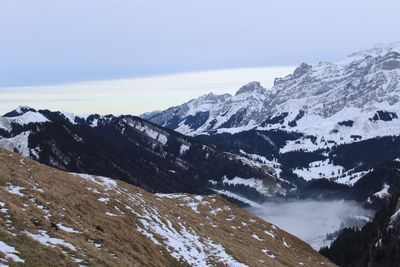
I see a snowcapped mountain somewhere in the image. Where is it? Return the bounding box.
[0,148,335,266]
[146,43,400,203]
[148,42,400,141]
[0,106,290,206]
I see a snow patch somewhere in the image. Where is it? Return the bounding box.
[26,230,76,251]
[0,241,24,263]
[179,144,190,155]
[5,185,25,197]
[74,173,117,190]
[0,131,30,157]
[137,206,248,267]
[373,183,390,199]
[56,223,81,234]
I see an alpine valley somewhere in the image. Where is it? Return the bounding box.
[1,43,400,266]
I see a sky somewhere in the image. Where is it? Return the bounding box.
[1,0,400,114]
[0,67,293,115]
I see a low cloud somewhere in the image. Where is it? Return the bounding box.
[247,199,373,249]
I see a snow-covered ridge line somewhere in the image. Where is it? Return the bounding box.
[0,109,49,131]
[147,43,400,147]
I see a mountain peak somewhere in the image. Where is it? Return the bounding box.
[235,81,265,95]
[292,63,312,78]
[3,106,37,117]
[342,41,400,64]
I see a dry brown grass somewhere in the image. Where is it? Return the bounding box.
[0,148,336,266]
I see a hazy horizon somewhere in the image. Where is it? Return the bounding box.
[0,66,294,115]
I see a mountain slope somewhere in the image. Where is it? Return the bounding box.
[0,148,335,266]
[0,107,290,205]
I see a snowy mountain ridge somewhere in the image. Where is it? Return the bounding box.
[145,43,400,191]
[0,106,290,207]
[148,42,400,151]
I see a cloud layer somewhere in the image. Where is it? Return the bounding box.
[1,1,399,86]
[247,199,373,249]
[0,67,293,115]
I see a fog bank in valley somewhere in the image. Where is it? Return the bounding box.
[247,199,373,249]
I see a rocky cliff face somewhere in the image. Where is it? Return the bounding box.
[0,148,335,266]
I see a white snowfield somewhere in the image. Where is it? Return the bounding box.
[292,159,372,186]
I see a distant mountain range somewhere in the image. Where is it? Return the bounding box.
[145,42,400,207]
[148,43,400,139]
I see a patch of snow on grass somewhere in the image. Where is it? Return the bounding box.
[105,212,119,217]
[264,230,275,239]
[0,202,7,214]
[98,197,110,204]
[74,173,117,190]
[251,234,263,241]
[156,194,208,214]
[0,241,25,263]
[137,201,247,266]
[261,249,276,258]
[56,223,81,234]
[283,238,291,248]
[26,230,76,251]
[155,193,187,199]
[5,185,25,197]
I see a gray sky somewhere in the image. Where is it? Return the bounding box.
[0,0,399,114]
